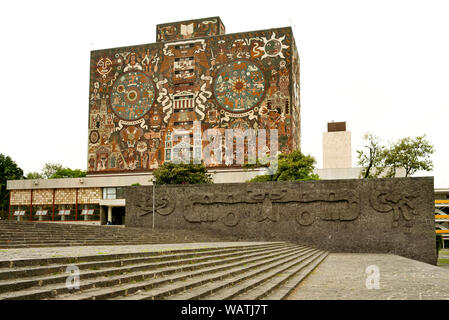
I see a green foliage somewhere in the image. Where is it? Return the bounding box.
[131,183,141,186]
[42,163,63,179]
[357,133,434,178]
[356,133,386,179]
[50,168,87,179]
[152,162,213,185]
[383,135,434,178]
[26,172,44,179]
[0,154,24,219]
[27,163,86,179]
[248,150,319,182]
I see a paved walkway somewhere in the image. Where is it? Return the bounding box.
[0,242,274,261]
[287,253,449,300]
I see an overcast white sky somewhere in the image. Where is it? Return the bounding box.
[1,0,448,187]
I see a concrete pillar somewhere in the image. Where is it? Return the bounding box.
[108,206,112,223]
[99,206,105,224]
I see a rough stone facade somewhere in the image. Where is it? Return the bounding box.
[78,188,102,204]
[32,189,53,205]
[125,177,437,265]
[88,17,300,174]
[54,189,77,205]
[10,190,31,206]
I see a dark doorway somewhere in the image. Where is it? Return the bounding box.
[111,207,125,225]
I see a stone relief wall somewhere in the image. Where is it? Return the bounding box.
[125,177,436,264]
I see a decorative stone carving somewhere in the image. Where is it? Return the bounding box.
[124,178,437,265]
[370,190,417,227]
[181,189,360,227]
[137,194,175,217]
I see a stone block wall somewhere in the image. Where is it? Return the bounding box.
[125,177,437,265]
[54,189,77,204]
[10,190,31,205]
[78,188,101,204]
[10,188,101,206]
[33,189,53,205]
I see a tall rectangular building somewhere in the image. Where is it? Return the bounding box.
[88,17,300,174]
[322,121,352,169]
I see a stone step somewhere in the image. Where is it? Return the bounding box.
[51,245,303,300]
[261,251,329,300]
[0,242,283,268]
[0,241,158,249]
[0,244,297,299]
[227,250,327,300]
[0,243,286,281]
[117,247,310,300]
[166,248,319,300]
[0,222,237,248]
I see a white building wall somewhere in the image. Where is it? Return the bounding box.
[322,131,352,169]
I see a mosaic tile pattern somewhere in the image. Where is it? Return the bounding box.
[88,18,300,173]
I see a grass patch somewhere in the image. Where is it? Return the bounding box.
[438,258,449,265]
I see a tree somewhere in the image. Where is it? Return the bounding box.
[248,150,319,182]
[50,168,86,179]
[27,163,86,179]
[357,133,435,178]
[383,135,434,178]
[152,162,213,185]
[356,133,386,178]
[0,154,24,219]
[42,163,63,179]
[26,172,44,179]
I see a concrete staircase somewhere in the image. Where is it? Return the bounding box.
[0,221,235,248]
[0,242,328,300]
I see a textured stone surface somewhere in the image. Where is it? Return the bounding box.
[286,253,449,300]
[125,177,436,264]
[0,242,272,261]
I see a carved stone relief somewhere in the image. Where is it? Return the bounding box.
[370,190,418,227]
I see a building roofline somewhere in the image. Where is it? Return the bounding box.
[90,26,293,53]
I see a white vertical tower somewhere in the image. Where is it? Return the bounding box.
[323,121,352,169]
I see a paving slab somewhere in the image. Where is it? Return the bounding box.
[0,242,275,261]
[287,253,449,300]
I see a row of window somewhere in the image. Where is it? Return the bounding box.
[10,205,101,222]
[13,209,95,216]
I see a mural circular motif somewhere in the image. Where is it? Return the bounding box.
[89,130,100,144]
[214,60,265,113]
[265,39,282,56]
[110,71,155,121]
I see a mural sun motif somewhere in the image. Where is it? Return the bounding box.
[213,60,266,113]
[261,32,289,60]
[110,71,156,121]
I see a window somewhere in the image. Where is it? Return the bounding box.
[175,44,194,50]
[103,187,117,200]
[174,121,194,126]
[174,82,194,88]
[58,210,71,216]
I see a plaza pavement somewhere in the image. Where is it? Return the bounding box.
[286,253,449,300]
[1,243,448,300]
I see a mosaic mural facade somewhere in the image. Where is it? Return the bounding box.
[88,17,300,174]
